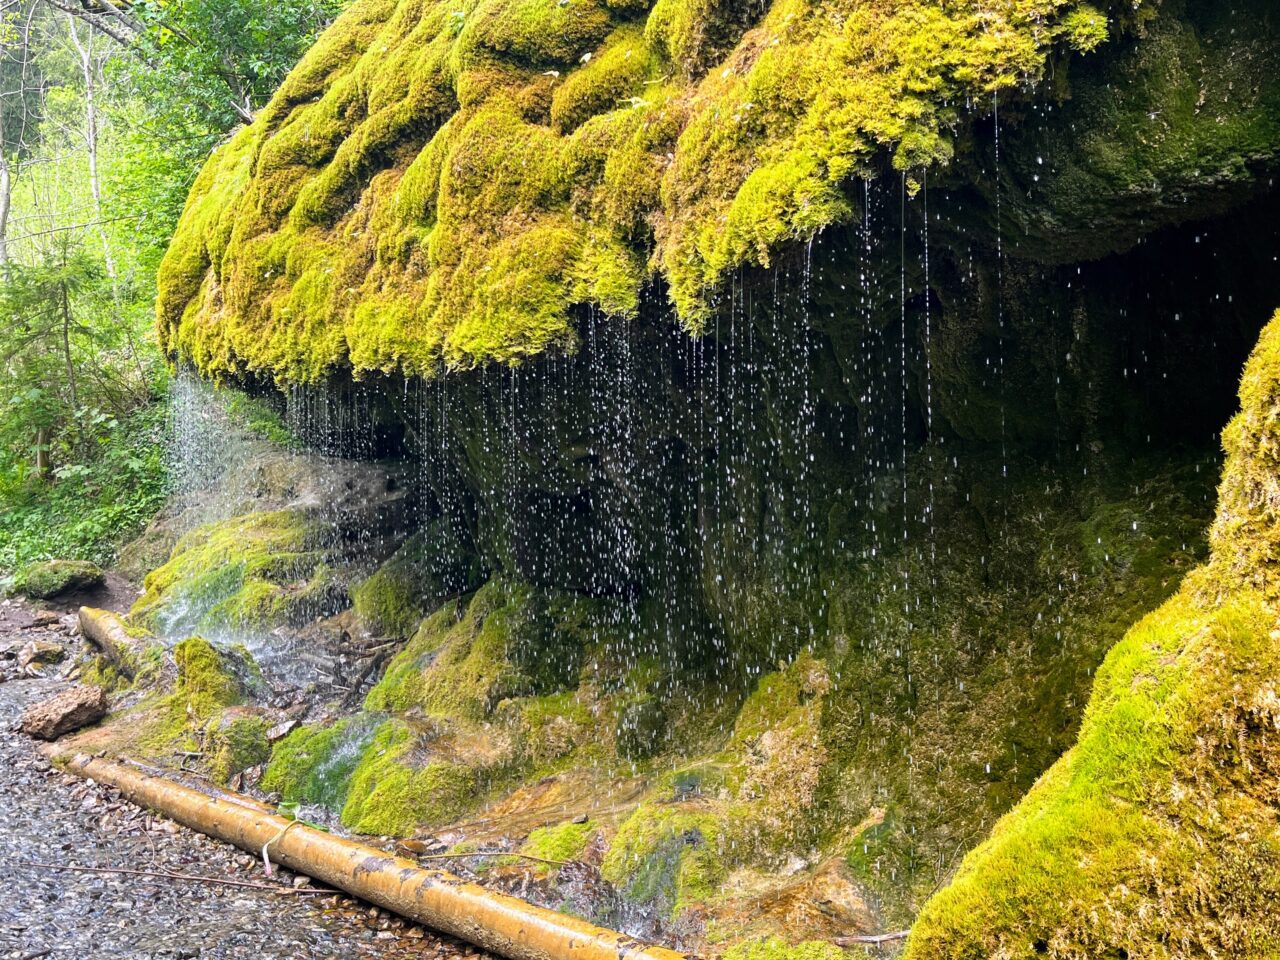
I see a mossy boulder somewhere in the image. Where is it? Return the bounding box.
[263,716,482,836]
[207,709,272,783]
[15,560,104,599]
[351,521,483,638]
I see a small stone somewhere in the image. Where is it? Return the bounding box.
[18,640,65,669]
[267,719,298,742]
[21,685,107,740]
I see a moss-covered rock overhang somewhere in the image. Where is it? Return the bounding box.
[158,0,1140,384]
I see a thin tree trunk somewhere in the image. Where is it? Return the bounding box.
[61,280,79,414]
[66,16,150,401]
[35,427,51,481]
[0,145,11,277]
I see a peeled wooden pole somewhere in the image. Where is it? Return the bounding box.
[78,607,146,679]
[42,746,685,960]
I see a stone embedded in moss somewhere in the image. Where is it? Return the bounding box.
[16,560,104,599]
[158,0,1121,383]
[207,711,272,783]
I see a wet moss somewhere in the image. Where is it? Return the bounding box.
[262,716,379,810]
[521,818,594,862]
[906,310,1280,958]
[340,719,477,835]
[208,713,272,783]
[158,0,1122,382]
[132,509,337,638]
[141,637,251,754]
[602,803,732,918]
[721,938,847,960]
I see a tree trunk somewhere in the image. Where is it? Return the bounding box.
[0,148,11,276]
[35,427,51,481]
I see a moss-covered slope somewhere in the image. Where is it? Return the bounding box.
[906,311,1280,959]
[158,0,1116,382]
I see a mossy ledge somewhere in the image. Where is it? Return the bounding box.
[905,311,1280,958]
[158,0,1118,382]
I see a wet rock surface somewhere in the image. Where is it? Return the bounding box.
[0,600,488,960]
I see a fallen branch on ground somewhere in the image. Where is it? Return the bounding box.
[17,860,337,894]
[833,930,911,946]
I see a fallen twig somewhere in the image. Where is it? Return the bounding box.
[833,930,911,946]
[415,851,569,868]
[16,860,338,895]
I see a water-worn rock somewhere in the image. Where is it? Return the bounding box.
[21,685,107,740]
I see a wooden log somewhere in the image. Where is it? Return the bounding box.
[41,744,686,960]
[78,606,147,679]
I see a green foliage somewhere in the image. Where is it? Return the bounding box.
[601,803,731,917]
[104,0,349,267]
[0,401,171,575]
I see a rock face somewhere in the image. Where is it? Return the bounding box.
[21,685,107,740]
[16,561,105,600]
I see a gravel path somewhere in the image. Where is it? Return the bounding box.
[0,601,484,960]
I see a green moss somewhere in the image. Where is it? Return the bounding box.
[550,27,657,134]
[352,524,482,638]
[15,559,104,599]
[141,637,252,754]
[365,580,555,719]
[222,391,295,447]
[208,713,272,783]
[721,938,847,960]
[340,719,477,835]
[907,310,1280,958]
[262,716,380,810]
[158,0,1125,382]
[352,560,428,639]
[132,509,336,637]
[602,803,732,918]
[521,818,594,862]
